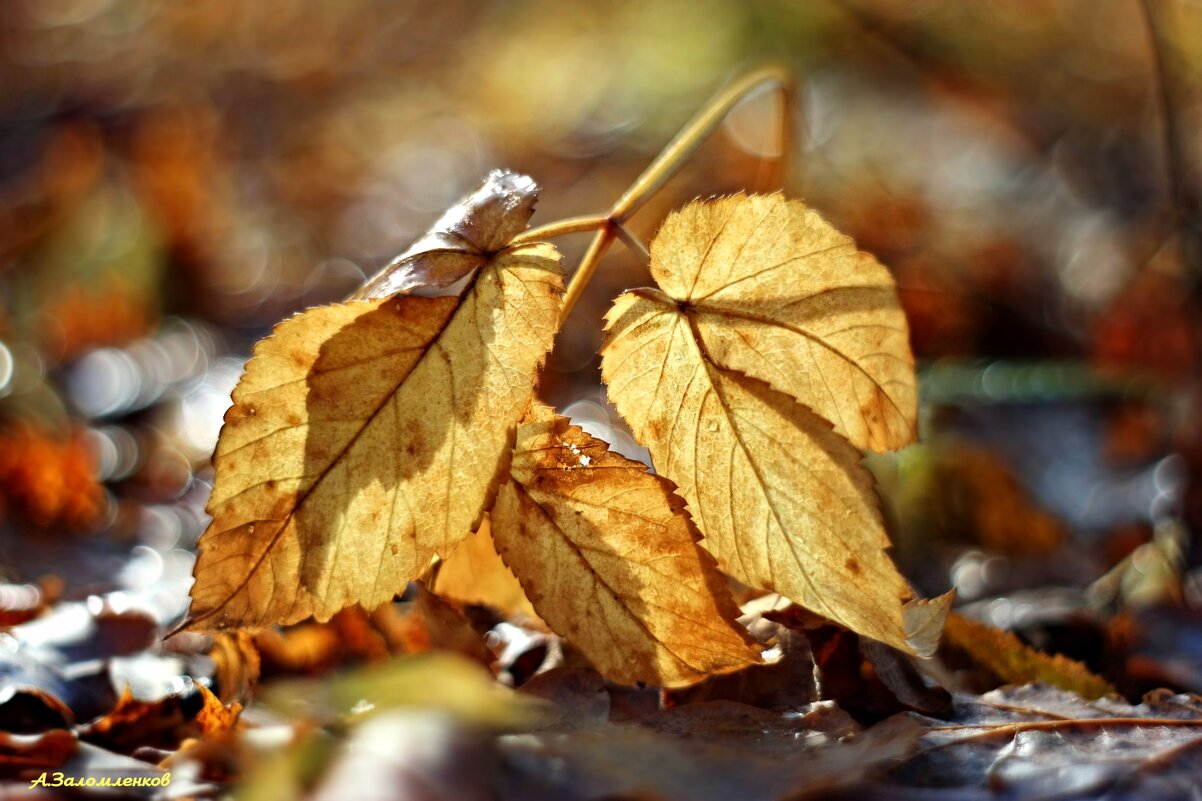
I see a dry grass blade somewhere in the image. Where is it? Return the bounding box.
[490,405,761,687]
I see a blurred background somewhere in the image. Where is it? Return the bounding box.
[2,0,1202,699]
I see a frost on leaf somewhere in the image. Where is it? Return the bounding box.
[354,169,541,299]
[646,193,916,451]
[184,242,563,631]
[601,194,927,654]
[489,405,762,688]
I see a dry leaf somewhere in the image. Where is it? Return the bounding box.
[903,591,955,659]
[77,688,188,754]
[871,685,1202,798]
[602,287,913,652]
[253,623,345,674]
[434,516,538,620]
[195,683,242,737]
[354,169,540,298]
[374,582,493,665]
[185,240,563,631]
[643,193,916,452]
[942,613,1117,699]
[0,729,76,772]
[490,405,760,688]
[0,423,104,530]
[208,631,260,705]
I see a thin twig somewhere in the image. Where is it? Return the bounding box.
[559,226,616,324]
[559,65,797,323]
[612,222,651,263]
[609,64,795,222]
[511,215,609,246]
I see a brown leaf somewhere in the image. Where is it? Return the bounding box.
[374,582,492,665]
[942,613,1117,700]
[669,627,818,710]
[354,169,540,298]
[0,729,76,773]
[0,423,104,530]
[643,193,916,451]
[186,240,563,630]
[870,685,1202,798]
[195,683,242,737]
[77,687,188,754]
[254,623,344,675]
[208,630,260,705]
[490,405,760,688]
[434,516,538,620]
[602,286,914,652]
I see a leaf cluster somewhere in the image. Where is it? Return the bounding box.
[184,98,945,687]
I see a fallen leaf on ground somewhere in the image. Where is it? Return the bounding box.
[942,613,1117,699]
[374,583,493,665]
[902,591,955,659]
[668,628,818,710]
[0,729,76,773]
[490,405,761,688]
[869,685,1202,799]
[208,631,260,704]
[77,687,189,754]
[195,683,242,736]
[0,423,103,529]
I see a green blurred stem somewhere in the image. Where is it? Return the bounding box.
[557,64,796,324]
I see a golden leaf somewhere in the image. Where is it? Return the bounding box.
[645,194,916,452]
[601,194,923,653]
[185,242,563,631]
[943,613,1117,700]
[434,516,538,620]
[490,405,761,688]
[195,683,242,737]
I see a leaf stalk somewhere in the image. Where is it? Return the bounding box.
[554,64,796,323]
